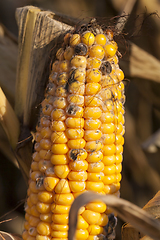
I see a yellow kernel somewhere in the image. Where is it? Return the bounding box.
[69,33,80,45]
[85,83,101,95]
[36,202,51,214]
[103,144,116,156]
[31,171,43,181]
[51,143,69,154]
[85,141,102,152]
[56,48,64,60]
[87,172,104,182]
[42,104,53,116]
[102,155,116,165]
[56,72,68,86]
[28,215,40,227]
[22,230,28,240]
[116,144,123,154]
[88,225,103,235]
[67,139,86,149]
[38,192,53,204]
[39,139,52,150]
[115,154,123,164]
[88,162,104,172]
[95,34,106,45]
[54,165,70,179]
[67,94,84,106]
[31,162,39,171]
[116,163,122,173]
[40,213,52,223]
[100,112,114,123]
[52,214,68,224]
[32,152,40,162]
[55,86,67,97]
[82,32,95,46]
[84,96,101,107]
[103,183,120,194]
[38,160,52,173]
[86,151,103,163]
[45,167,56,177]
[86,69,101,83]
[101,123,115,134]
[77,215,89,229]
[51,154,69,165]
[104,165,116,175]
[24,221,30,230]
[87,57,101,69]
[50,121,66,132]
[66,128,84,139]
[115,68,124,81]
[51,223,68,231]
[54,179,71,193]
[35,132,42,142]
[70,68,86,82]
[115,123,123,134]
[116,173,122,182]
[37,222,51,236]
[84,107,102,119]
[71,56,87,68]
[86,202,106,213]
[73,190,86,198]
[51,231,68,238]
[68,149,87,161]
[51,132,68,144]
[51,108,66,121]
[84,130,102,141]
[104,43,117,58]
[69,181,86,192]
[52,97,67,109]
[59,60,69,72]
[97,213,108,226]
[82,210,101,225]
[68,171,87,181]
[69,160,88,171]
[27,197,33,207]
[43,177,59,192]
[52,60,59,71]
[66,105,84,117]
[39,150,52,160]
[30,193,39,205]
[102,134,115,145]
[75,229,89,240]
[51,204,70,214]
[54,193,74,205]
[103,175,116,185]
[64,46,74,60]
[65,117,84,128]
[68,81,85,95]
[30,205,40,217]
[90,45,105,59]
[36,235,50,240]
[84,119,101,130]
[86,181,104,192]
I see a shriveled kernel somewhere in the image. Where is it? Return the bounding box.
[38,160,52,173]
[66,105,84,117]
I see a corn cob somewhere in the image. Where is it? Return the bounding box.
[22,20,125,240]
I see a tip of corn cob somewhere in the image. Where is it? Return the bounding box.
[23,18,125,240]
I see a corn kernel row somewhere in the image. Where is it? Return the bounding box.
[23,24,125,240]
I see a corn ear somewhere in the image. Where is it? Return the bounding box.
[22,19,125,240]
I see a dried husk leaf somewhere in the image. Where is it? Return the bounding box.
[0,232,22,240]
[68,192,160,240]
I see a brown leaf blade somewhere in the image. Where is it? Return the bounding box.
[68,192,160,240]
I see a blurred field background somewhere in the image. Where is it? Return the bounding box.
[0,0,160,239]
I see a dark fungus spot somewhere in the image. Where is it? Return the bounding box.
[100,61,112,75]
[74,43,88,56]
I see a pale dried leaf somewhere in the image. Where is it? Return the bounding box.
[68,192,160,240]
[142,129,160,153]
[0,232,22,240]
